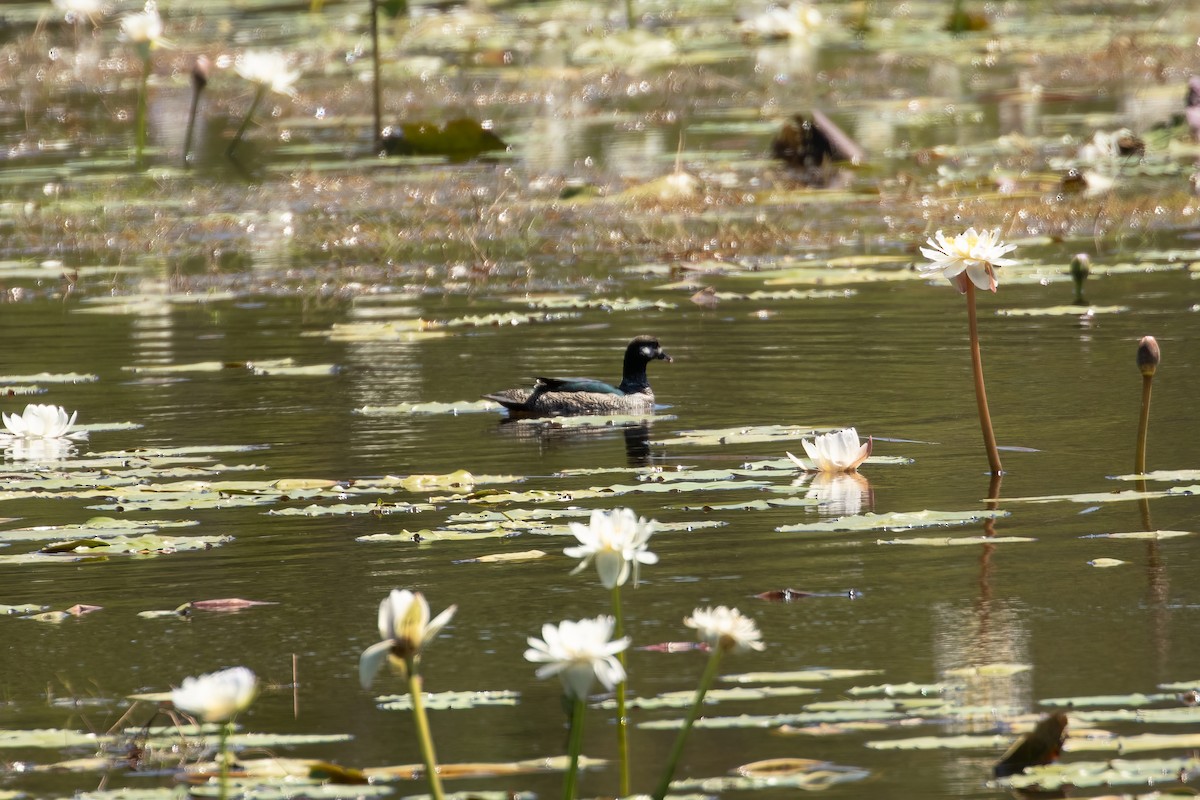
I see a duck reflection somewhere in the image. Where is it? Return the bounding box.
[791,471,873,516]
[495,418,655,467]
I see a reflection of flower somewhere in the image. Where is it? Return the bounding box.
[2,404,79,439]
[919,228,1017,293]
[796,472,872,517]
[685,606,765,654]
[235,50,300,97]
[525,616,630,699]
[564,508,658,588]
[787,427,871,473]
[4,437,76,462]
[172,667,257,722]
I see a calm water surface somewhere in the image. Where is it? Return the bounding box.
[1,268,1198,799]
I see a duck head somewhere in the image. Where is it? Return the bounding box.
[629,335,672,365]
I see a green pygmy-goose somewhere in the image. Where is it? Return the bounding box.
[483,335,672,417]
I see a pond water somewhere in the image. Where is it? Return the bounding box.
[2,1,1200,799]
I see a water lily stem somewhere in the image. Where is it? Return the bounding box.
[965,282,1003,476]
[1135,372,1153,474]
[135,57,150,166]
[227,84,267,159]
[370,0,382,146]
[183,85,203,169]
[624,0,637,30]
[217,720,230,800]
[563,695,587,800]
[652,647,723,800]
[610,585,630,797]
[406,665,446,800]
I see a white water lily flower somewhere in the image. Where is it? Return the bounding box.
[2,404,79,439]
[787,427,871,473]
[119,5,166,50]
[171,666,257,722]
[564,507,658,588]
[52,0,105,23]
[359,589,456,689]
[685,606,765,654]
[235,50,300,98]
[525,616,630,700]
[919,228,1017,293]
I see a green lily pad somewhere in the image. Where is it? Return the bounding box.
[877,535,1036,546]
[996,755,1200,791]
[376,690,520,710]
[267,502,436,517]
[866,733,1013,750]
[1110,469,1200,482]
[597,686,818,710]
[356,400,498,415]
[723,669,883,684]
[668,762,870,791]
[37,533,231,556]
[1081,530,1192,540]
[846,682,948,697]
[1040,692,1176,708]
[995,304,1128,316]
[660,425,830,447]
[777,509,1007,533]
[0,372,99,384]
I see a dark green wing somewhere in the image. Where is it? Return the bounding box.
[535,376,625,396]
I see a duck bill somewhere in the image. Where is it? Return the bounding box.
[657,351,673,363]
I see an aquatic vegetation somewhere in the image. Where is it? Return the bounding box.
[920,228,1017,476]
[2,403,80,439]
[526,615,629,800]
[786,427,871,473]
[118,3,166,165]
[1134,335,1161,475]
[563,506,656,792]
[360,589,456,800]
[564,507,657,589]
[229,50,300,159]
[172,667,257,800]
[653,606,764,800]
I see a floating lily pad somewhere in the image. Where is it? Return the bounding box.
[0,372,99,384]
[668,761,870,791]
[995,755,1200,791]
[37,533,231,557]
[380,118,507,161]
[724,669,883,684]
[376,690,520,711]
[877,535,1035,546]
[454,549,547,564]
[269,502,436,517]
[1110,469,1200,482]
[356,400,498,415]
[660,425,828,447]
[598,685,818,710]
[944,663,1031,678]
[777,509,1007,533]
[1081,530,1192,540]
[995,305,1128,316]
